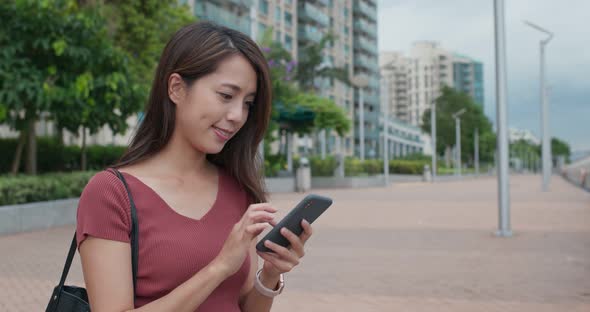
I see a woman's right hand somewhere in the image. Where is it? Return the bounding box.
[213,203,277,277]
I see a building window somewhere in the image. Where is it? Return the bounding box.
[259,0,269,15]
[258,22,267,34]
[344,26,349,35]
[275,30,281,41]
[275,6,281,22]
[285,34,292,50]
[285,12,292,28]
[344,7,349,18]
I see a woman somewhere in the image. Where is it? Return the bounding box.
[76,21,313,311]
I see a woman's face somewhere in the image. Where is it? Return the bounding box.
[171,54,258,155]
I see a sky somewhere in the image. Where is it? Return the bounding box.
[377,0,590,152]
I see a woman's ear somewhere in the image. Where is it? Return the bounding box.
[168,73,186,106]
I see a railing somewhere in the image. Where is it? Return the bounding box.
[562,155,590,191]
[298,25,323,43]
[300,2,329,27]
[354,19,377,38]
[353,0,376,21]
[196,2,251,34]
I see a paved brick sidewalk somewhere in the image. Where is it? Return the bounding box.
[1,175,589,311]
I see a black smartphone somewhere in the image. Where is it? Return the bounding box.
[256,194,333,253]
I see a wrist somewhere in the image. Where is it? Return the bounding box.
[209,258,232,279]
[259,268,281,290]
[255,268,285,297]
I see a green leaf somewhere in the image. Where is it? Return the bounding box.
[52,39,67,56]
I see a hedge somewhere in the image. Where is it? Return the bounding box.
[0,137,126,173]
[0,171,96,206]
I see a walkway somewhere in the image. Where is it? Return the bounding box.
[1,175,588,311]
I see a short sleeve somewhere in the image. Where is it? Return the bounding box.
[76,170,132,249]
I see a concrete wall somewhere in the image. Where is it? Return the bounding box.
[0,198,78,235]
[1,174,436,235]
[265,177,296,193]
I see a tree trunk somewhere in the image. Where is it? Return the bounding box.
[81,127,87,171]
[445,145,451,168]
[10,130,26,175]
[56,126,64,145]
[278,129,284,156]
[25,118,37,175]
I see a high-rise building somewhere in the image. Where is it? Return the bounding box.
[352,0,380,158]
[195,0,376,158]
[3,1,384,158]
[380,51,411,123]
[380,41,484,128]
[452,54,484,106]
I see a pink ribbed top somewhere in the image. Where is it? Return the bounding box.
[76,168,251,311]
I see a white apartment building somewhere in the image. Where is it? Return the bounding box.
[380,41,483,128]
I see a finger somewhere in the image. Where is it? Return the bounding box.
[247,203,278,213]
[300,219,313,244]
[257,252,295,273]
[280,227,305,258]
[244,211,275,224]
[245,223,270,236]
[263,240,300,265]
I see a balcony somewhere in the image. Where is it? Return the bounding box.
[369,76,380,89]
[354,54,377,70]
[355,109,379,122]
[227,0,251,8]
[195,2,251,34]
[353,1,376,22]
[299,2,329,27]
[314,0,330,7]
[298,25,323,43]
[354,36,378,53]
[354,19,377,39]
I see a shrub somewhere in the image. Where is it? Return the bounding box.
[308,156,338,177]
[0,171,96,206]
[0,137,126,173]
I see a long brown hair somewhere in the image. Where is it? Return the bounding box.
[115,21,272,203]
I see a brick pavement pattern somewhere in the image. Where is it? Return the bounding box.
[1,175,589,311]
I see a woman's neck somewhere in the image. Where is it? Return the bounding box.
[142,130,212,179]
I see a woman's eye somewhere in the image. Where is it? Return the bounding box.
[218,93,232,100]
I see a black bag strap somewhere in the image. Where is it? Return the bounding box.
[57,168,139,298]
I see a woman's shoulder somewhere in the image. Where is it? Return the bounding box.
[79,169,130,208]
[84,169,124,192]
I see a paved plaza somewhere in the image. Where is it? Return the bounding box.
[1,175,589,311]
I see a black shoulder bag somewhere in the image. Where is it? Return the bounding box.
[45,168,139,312]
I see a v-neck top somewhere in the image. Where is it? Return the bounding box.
[76,168,251,311]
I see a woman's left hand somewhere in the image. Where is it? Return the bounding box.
[256,219,313,277]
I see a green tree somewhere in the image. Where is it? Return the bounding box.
[0,0,88,174]
[295,33,351,92]
[551,137,571,163]
[91,0,195,102]
[0,0,193,175]
[421,86,496,164]
[258,28,351,155]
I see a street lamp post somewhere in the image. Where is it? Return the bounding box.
[382,75,390,186]
[431,98,437,182]
[494,0,512,237]
[475,128,480,176]
[453,108,466,177]
[524,20,554,191]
